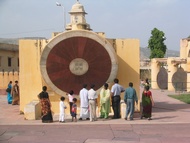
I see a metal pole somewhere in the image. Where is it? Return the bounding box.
[64,6,66,30]
[56,2,65,31]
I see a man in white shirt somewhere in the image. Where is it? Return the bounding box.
[79,84,90,120]
[111,78,125,119]
[88,84,98,122]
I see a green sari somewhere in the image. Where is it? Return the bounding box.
[100,88,111,118]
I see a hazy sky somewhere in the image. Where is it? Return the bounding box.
[0,0,189,51]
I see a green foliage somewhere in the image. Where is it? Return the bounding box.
[148,28,167,59]
[168,94,190,104]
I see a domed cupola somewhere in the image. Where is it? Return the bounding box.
[66,0,91,31]
[70,1,87,14]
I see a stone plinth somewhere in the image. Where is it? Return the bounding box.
[24,100,41,120]
[120,100,141,119]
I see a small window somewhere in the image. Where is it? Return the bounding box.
[8,57,12,67]
[18,58,19,67]
[0,56,1,67]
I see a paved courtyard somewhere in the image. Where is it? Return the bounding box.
[0,88,190,143]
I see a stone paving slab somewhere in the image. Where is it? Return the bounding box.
[1,87,190,125]
[1,88,190,142]
[1,124,190,143]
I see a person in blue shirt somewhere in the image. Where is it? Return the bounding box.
[124,82,138,120]
[111,78,125,119]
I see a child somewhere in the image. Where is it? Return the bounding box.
[71,98,77,122]
[59,96,67,123]
[67,90,74,116]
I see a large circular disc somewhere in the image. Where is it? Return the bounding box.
[157,67,168,89]
[172,68,187,91]
[40,30,118,95]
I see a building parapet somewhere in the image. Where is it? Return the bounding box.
[0,71,19,89]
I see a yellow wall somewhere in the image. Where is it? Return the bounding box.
[180,39,190,59]
[0,50,19,72]
[115,39,140,110]
[19,40,44,112]
[107,38,140,94]
[115,39,140,95]
[19,39,77,114]
[19,37,140,114]
[0,71,19,89]
[0,44,19,90]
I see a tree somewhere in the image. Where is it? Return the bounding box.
[148,28,167,59]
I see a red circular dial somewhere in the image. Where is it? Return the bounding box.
[46,36,111,94]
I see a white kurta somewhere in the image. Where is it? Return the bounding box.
[59,101,66,121]
[79,88,89,118]
[79,88,89,107]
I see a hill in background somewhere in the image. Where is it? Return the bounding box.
[0,38,180,60]
[0,37,46,45]
[140,47,180,60]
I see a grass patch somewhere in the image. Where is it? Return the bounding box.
[168,94,190,104]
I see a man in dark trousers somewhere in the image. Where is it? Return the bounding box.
[111,78,125,119]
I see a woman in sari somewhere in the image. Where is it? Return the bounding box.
[141,85,154,120]
[38,86,53,123]
[7,81,12,104]
[12,81,19,105]
[100,83,111,119]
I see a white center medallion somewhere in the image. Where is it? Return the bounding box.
[69,58,89,75]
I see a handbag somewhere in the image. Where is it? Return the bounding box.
[6,88,11,93]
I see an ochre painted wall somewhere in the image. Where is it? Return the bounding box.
[115,39,140,110]
[19,37,140,115]
[0,49,19,72]
[115,39,140,94]
[19,40,44,112]
[19,39,79,114]
[152,39,190,92]
[0,44,19,90]
[0,72,19,89]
